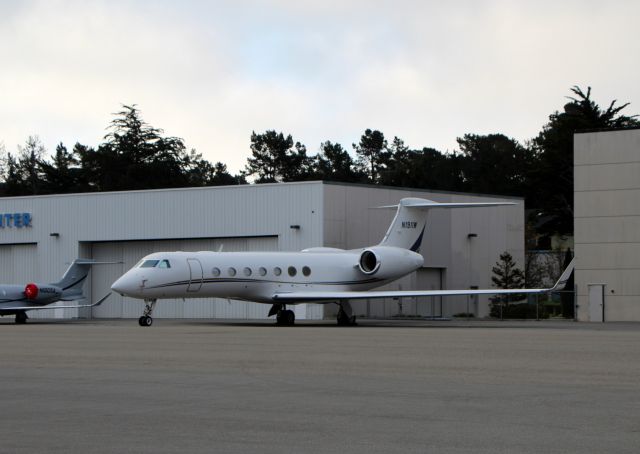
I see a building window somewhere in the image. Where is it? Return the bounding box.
[243,267,252,277]
[302,266,311,276]
[258,267,267,276]
[274,267,282,276]
[212,267,221,277]
[228,267,236,277]
[288,266,297,277]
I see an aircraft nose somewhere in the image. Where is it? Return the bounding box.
[111,273,138,296]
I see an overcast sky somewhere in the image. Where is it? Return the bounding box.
[1,0,639,173]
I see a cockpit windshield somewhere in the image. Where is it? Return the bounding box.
[140,260,159,268]
[139,259,171,268]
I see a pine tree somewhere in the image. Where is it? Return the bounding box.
[490,252,525,318]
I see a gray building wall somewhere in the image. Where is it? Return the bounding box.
[0,181,523,320]
[575,128,640,321]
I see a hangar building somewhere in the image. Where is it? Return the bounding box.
[574,127,640,321]
[0,181,523,321]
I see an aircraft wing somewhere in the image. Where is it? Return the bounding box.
[273,259,575,302]
[1,293,111,311]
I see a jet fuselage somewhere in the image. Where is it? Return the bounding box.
[111,247,424,304]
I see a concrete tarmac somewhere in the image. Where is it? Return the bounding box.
[1,318,639,453]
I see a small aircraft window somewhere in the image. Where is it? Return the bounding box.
[212,267,221,277]
[274,267,282,276]
[140,260,159,268]
[243,267,252,277]
[228,267,237,277]
[258,267,267,276]
[302,266,311,276]
[158,260,171,269]
[288,266,297,277]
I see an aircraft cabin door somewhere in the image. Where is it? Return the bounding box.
[187,258,204,292]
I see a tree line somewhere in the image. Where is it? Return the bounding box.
[1,86,637,238]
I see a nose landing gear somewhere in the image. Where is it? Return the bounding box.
[138,299,157,327]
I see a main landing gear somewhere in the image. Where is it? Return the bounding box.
[336,301,357,326]
[138,299,157,327]
[269,304,295,325]
[15,311,28,324]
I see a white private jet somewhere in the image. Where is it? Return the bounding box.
[111,198,574,326]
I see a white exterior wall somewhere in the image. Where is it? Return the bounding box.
[575,128,640,321]
[322,183,524,318]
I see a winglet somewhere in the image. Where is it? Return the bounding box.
[90,293,112,307]
[550,258,575,292]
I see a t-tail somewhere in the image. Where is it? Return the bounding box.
[52,259,97,300]
[378,197,518,252]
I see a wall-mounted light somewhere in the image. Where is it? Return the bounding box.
[50,232,60,237]
[467,233,478,238]
[290,225,301,230]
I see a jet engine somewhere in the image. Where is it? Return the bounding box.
[356,246,425,278]
[358,249,381,275]
[22,283,63,301]
[24,283,39,299]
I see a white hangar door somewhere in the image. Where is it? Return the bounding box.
[90,237,278,320]
[347,267,443,319]
[414,268,444,317]
[0,244,49,319]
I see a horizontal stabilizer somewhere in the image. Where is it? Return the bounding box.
[376,200,517,209]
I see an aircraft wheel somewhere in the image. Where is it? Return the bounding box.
[337,311,356,326]
[15,312,28,324]
[139,316,153,327]
[284,309,295,325]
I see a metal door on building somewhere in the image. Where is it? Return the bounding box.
[588,284,605,322]
[187,258,203,292]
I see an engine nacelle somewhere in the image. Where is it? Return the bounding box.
[24,283,39,299]
[23,283,63,301]
[356,246,424,279]
[358,249,381,275]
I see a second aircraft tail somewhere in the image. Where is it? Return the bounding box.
[51,259,96,299]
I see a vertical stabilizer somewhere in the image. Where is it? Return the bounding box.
[378,198,432,252]
[51,259,95,298]
[378,198,517,251]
